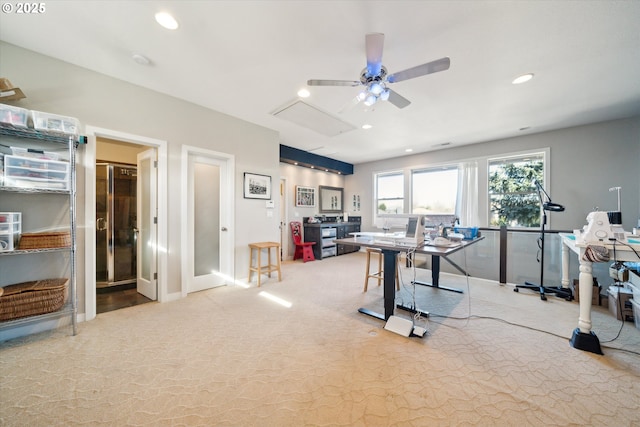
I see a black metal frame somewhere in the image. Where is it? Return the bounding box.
[514,180,573,301]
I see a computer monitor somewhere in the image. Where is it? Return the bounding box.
[398,214,425,247]
[406,217,419,238]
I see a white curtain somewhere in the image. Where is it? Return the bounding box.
[456,161,480,226]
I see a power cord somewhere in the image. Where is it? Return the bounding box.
[427,313,640,357]
[426,238,639,357]
[395,238,639,356]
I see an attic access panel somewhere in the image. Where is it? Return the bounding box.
[272,100,356,137]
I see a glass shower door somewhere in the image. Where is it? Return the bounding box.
[113,165,137,284]
[95,163,137,287]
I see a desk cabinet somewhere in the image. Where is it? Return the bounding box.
[337,223,360,255]
[304,222,361,260]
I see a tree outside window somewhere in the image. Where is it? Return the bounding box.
[489,154,544,228]
[376,172,404,215]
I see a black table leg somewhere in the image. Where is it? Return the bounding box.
[358,248,399,321]
[412,255,464,294]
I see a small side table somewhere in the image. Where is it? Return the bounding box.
[248,242,282,287]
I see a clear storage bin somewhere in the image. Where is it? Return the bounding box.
[30,110,79,135]
[0,103,29,128]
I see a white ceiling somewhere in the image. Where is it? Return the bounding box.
[1,1,639,164]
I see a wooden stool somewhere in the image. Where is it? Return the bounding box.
[364,248,400,292]
[248,242,282,287]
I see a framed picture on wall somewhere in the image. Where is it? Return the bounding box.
[295,186,316,207]
[244,172,271,199]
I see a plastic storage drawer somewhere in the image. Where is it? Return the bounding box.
[3,155,70,190]
[0,212,21,252]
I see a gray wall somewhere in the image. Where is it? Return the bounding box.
[1,42,281,311]
[346,116,640,232]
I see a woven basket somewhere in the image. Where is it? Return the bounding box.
[0,278,68,321]
[18,231,71,250]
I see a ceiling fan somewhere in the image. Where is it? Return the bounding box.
[308,33,450,109]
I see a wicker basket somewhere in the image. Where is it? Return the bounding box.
[18,231,71,250]
[0,278,68,321]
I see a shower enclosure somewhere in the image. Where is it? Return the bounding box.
[96,163,137,288]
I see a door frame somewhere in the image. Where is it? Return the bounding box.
[280,177,289,260]
[84,126,168,322]
[180,145,235,297]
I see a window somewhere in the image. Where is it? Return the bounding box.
[375,172,404,214]
[411,166,459,214]
[488,153,545,228]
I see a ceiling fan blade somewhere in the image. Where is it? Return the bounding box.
[386,89,411,109]
[387,57,450,83]
[365,33,385,76]
[307,79,360,87]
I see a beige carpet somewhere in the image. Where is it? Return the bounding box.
[1,251,640,426]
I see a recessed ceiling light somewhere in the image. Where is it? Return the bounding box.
[512,73,534,84]
[155,12,179,30]
[405,148,413,153]
[297,88,310,98]
[362,124,372,130]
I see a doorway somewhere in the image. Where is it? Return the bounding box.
[95,139,156,313]
[84,126,168,322]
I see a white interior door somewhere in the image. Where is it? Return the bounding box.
[187,154,229,293]
[136,148,157,300]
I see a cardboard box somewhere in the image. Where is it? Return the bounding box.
[607,286,634,321]
[572,279,600,306]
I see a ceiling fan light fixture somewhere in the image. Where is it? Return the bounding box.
[364,94,377,106]
[380,89,390,101]
[369,82,384,95]
[512,73,534,85]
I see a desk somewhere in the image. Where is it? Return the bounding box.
[335,236,484,321]
[560,233,640,354]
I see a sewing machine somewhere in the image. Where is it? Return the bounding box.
[576,211,627,244]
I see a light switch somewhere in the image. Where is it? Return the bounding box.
[266,200,275,208]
